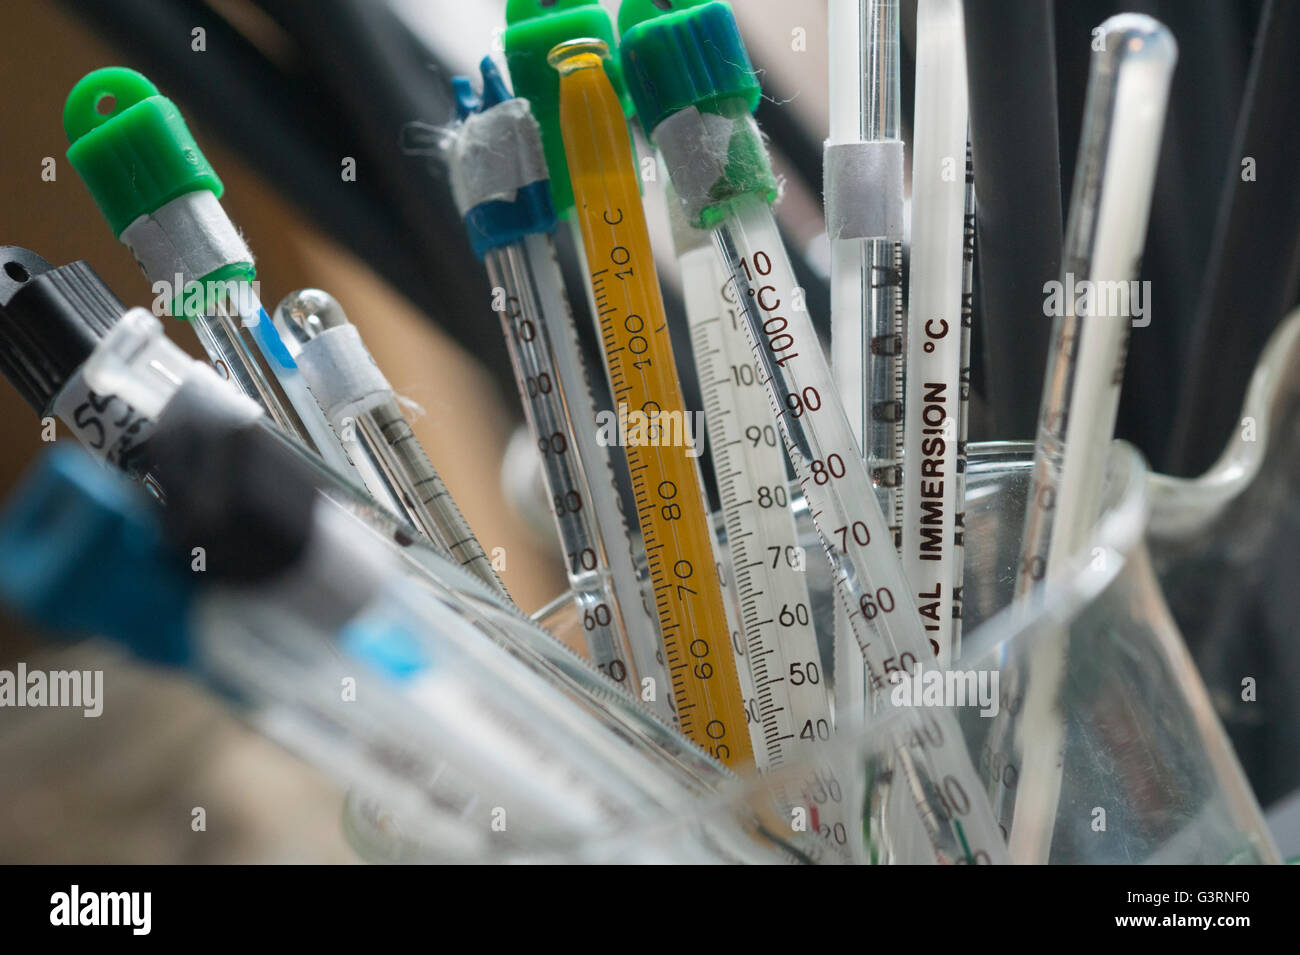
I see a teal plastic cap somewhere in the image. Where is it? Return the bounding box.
[504,0,630,214]
[618,0,761,137]
[0,447,195,665]
[65,67,223,237]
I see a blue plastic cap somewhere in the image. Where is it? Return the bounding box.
[0,448,195,665]
[453,58,512,120]
[452,57,557,257]
[452,77,481,120]
[479,57,511,110]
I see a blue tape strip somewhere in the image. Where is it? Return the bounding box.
[464,181,557,258]
[252,308,298,370]
[340,615,433,683]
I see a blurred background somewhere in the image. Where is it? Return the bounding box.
[0,0,1297,861]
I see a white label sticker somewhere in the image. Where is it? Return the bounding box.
[51,370,154,469]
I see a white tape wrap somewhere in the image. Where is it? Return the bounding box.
[656,106,765,224]
[51,368,154,468]
[823,141,905,240]
[120,191,253,286]
[665,180,712,256]
[448,98,549,215]
[295,324,393,426]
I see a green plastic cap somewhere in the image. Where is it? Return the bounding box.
[65,67,222,238]
[618,1,761,136]
[504,0,630,215]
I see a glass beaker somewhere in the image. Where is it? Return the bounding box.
[543,440,1280,864]
[343,308,1300,863]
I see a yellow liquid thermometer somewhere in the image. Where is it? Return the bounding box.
[550,39,753,768]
